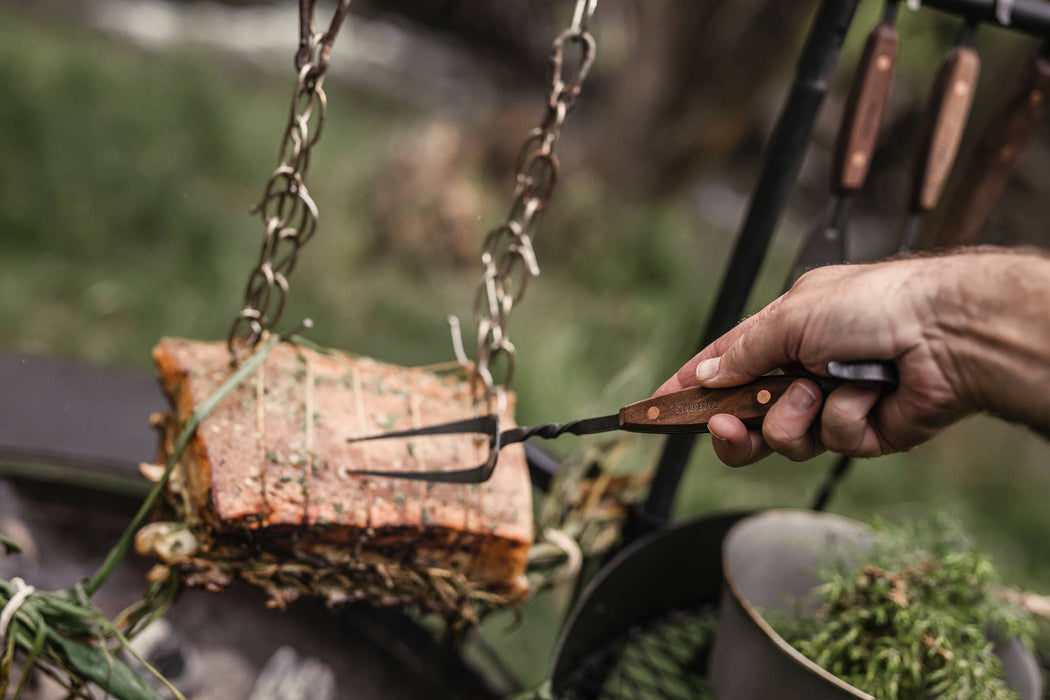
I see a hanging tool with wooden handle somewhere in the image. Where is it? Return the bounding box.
[788,1,900,284]
[898,22,981,252]
[344,361,898,484]
[933,42,1050,248]
[812,24,980,510]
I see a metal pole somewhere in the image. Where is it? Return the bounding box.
[628,0,863,540]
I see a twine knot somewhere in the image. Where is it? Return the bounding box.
[0,577,37,643]
[542,528,582,584]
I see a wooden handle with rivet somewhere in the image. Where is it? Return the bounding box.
[833,22,899,192]
[619,376,797,434]
[933,53,1050,247]
[911,45,981,212]
[620,360,898,435]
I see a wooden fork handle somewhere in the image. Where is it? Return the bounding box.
[620,361,897,434]
[620,376,798,434]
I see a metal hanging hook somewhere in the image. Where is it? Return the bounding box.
[446,315,470,368]
[571,0,597,33]
[996,0,1015,25]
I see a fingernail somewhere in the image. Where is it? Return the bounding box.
[788,382,820,413]
[695,357,721,383]
[708,423,727,442]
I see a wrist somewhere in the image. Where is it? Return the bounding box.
[927,248,1050,423]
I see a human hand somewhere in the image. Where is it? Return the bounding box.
[653,255,989,467]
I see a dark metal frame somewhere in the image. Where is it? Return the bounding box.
[636,0,862,537]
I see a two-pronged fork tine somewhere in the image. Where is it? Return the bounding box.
[348,415,499,443]
[346,414,503,483]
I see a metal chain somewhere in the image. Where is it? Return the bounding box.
[468,0,597,406]
[227,0,353,359]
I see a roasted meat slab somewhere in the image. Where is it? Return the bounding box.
[139,338,532,618]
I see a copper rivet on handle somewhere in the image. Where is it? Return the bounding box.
[756,390,772,405]
[953,80,969,97]
[647,406,660,420]
[876,55,892,71]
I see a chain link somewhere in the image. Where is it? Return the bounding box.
[468,0,597,406]
[227,0,353,360]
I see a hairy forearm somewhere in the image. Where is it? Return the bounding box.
[926,247,1050,432]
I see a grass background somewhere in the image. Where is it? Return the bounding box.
[2,5,1050,689]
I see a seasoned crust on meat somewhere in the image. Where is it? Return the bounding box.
[142,338,533,616]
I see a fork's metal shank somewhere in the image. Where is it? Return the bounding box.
[345,414,620,484]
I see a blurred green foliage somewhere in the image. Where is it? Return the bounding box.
[2,6,1049,691]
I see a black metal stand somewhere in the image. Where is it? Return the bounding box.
[624,0,863,542]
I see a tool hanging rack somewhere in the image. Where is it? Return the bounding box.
[630,0,1050,544]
